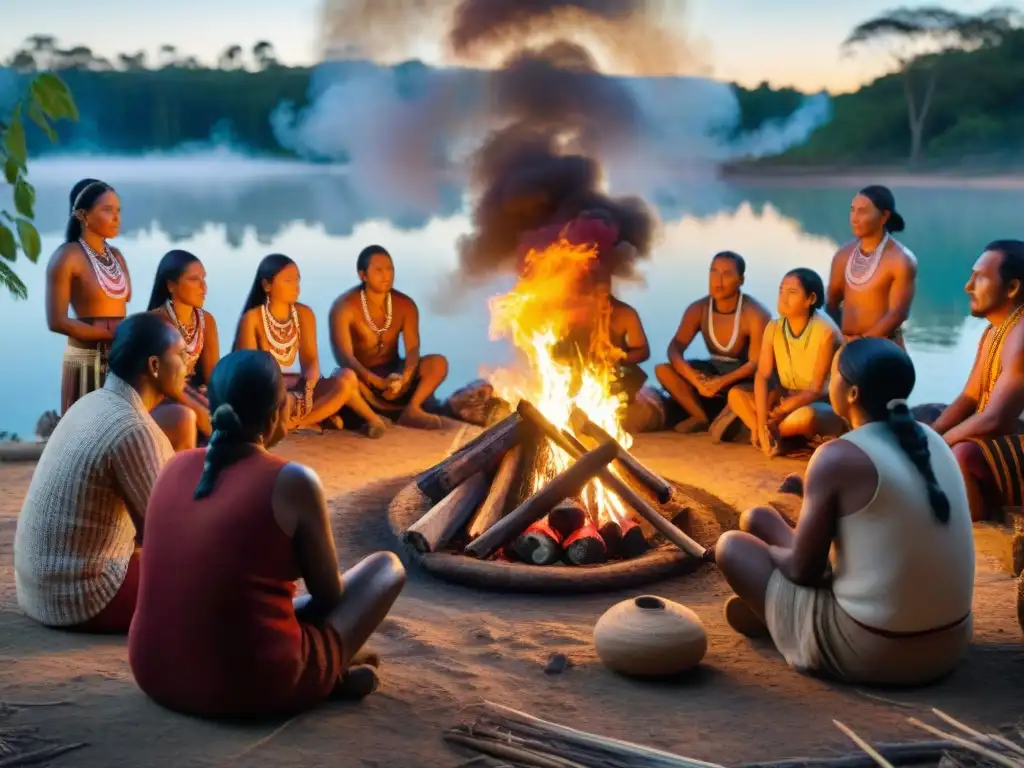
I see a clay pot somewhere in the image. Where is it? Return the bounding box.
[593,595,707,677]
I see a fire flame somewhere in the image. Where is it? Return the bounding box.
[486,238,631,526]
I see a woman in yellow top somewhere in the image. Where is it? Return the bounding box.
[728,268,845,457]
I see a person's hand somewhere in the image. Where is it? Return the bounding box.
[366,373,389,392]
[701,376,726,398]
[694,374,716,399]
[382,373,406,401]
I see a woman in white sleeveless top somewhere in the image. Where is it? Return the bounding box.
[715,338,975,685]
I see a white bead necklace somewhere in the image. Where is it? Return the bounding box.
[845,233,890,287]
[360,289,393,353]
[707,293,743,354]
[261,301,300,367]
[79,238,128,300]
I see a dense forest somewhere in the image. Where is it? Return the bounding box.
[1,36,805,160]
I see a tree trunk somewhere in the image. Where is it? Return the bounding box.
[903,63,938,167]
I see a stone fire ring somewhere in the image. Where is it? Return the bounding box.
[386,476,727,594]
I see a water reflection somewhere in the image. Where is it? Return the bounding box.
[1,157,1008,436]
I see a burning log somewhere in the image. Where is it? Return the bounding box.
[548,496,587,539]
[563,520,607,565]
[569,407,672,504]
[403,471,491,554]
[415,413,525,504]
[517,400,708,561]
[600,518,650,560]
[508,432,553,511]
[466,445,521,540]
[464,440,618,560]
[512,519,563,565]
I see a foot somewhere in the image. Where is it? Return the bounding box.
[335,664,380,700]
[709,408,740,444]
[724,596,770,639]
[398,406,444,430]
[349,645,381,669]
[778,473,804,497]
[364,420,388,439]
[673,416,709,435]
[322,415,344,431]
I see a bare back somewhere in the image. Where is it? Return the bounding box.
[330,287,416,369]
[828,239,917,338]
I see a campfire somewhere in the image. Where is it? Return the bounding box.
[397,238,706,569]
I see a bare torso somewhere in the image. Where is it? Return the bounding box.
[49,242,131,347]
[829,238,916,337]
[609,298,640,353]
[697,293,770,360]
[239,303,313,371]
[336,287,416,370]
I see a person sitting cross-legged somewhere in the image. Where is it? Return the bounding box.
[715,339,975,686]
[128,350,406,718]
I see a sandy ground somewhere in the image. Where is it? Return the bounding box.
[0,428,1022,768]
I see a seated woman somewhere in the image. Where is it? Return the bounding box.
[234,254,388,437]
[715,338,975,686]
[148,249,219,439]
[728,268,845,457]
[128,350,406,717]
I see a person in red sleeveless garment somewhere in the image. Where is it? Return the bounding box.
[128,350,406,718]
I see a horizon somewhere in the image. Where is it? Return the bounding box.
[1,0,1021,94]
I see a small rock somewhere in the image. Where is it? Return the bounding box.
[543,652,571,675]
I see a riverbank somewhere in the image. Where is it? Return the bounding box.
[718,163,1024,190]
[0,429,1021,767]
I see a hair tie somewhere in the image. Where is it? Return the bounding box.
[886,398,908,412]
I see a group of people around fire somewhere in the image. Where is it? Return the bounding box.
[10,177,1023,718]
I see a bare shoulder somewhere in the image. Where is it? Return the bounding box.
[806,437,874,488]
[46,241,83,273]
[202,308,219,331]
[611,296,640,319]
[681,297,704,322]
[888,238,918,270]
[238,306,260,328]
[742,294,772,321]
[331,286,362,316]
[296,302,316,322]
[393,289,417,312]
[272,461,327,524]
[833,240,857,262]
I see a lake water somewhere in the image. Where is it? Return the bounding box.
[2,155,1018,439]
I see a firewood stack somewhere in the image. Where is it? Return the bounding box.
[399,399,708,567]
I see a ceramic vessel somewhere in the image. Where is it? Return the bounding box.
[593,595,707,677]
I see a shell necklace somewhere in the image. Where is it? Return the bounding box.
[978,303,1024,413]
[708,293,743,355]
[845,233,889,287]
[164,300,205,374]
[360,289,393,353]
[261,300,300,368]
[79,238,128,300]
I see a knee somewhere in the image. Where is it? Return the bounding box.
[726,386,745,409]
[366,551,407,589]
[713,530,744,572]
[654,363,674,385]
[339,368,358,393]
[739,505,775,535]
[951,440,985,477]
[422,354,448,378]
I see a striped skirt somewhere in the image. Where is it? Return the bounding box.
[61,345,107,415]
[970,434,1024,507]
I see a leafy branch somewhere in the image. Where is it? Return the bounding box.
[0,72,79,299]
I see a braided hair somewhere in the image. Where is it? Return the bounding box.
[836,338,950,523]
[194,350,285,499]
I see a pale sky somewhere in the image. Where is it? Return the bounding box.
[0,0,1015,93]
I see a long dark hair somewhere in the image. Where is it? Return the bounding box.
[107,312,179,383]
[194,350,284,499]
[836,338,950,523]
[66,178,114,243]
[782,267,825,314]
[241,254,297,315]
[147,250,201,311]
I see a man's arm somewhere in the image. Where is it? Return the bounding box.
[111,426,173,542]
[769,440,856,586]
[932,329,987,435]
[825,248,846,326]
[45,246,115,342]
[773,325,837,417]
[296,304,322,384]
[399,299,422,384]
[666,303,703,384]
[620,307,650,365]
[863,254,917,339]
[943,326,1024,445]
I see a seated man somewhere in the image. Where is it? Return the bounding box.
[330,245,448,430]
[716,339,973,686]
[928,240,1024,522]
[14,313,190,633]
[656,251,770,437]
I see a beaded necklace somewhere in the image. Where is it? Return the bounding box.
[978,304,1024,413]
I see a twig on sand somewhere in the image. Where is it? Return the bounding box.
[851,690,918,710]
[1,701,72,709]
[0,742,88,767]
[907,717,1021,768]
[832,721,894,768]
[220,714,302,765]
[931,709,1024,759]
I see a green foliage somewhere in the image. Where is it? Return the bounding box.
[0,73,78,299]
[729,82,808,139]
